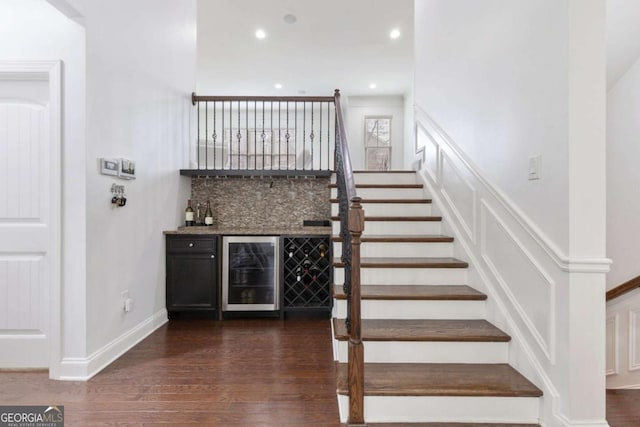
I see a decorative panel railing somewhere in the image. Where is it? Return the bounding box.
[187,94,335,176]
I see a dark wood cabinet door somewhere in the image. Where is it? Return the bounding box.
[166,235,218,314]
[167,253,217,310]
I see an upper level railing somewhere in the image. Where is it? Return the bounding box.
[187,93,336,176]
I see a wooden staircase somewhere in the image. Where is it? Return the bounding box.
[330,171,542,425]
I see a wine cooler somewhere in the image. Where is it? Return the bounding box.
[222,236,279,312]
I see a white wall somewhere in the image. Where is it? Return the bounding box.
[345,95,405,170]
[0,0,88,376]
[605,47,640,390]
[415,0,608,425]
[78,0,196,367]
[415,0,570,253]
[403,89,415,169]
[607,56,640,290]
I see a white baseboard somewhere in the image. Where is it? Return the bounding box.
[608,383,640,389]
[54,309,168,381]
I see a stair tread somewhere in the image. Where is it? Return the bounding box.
[333,284,486,301]
[333,318,510,342]
[333,257,469,268]
[331,215,442,221]
[353,170,416,173]
[330,198,432,204]
[336,363,542,397]
[332,235,454,243]
[364,423,539,427]
[329,183,423,188]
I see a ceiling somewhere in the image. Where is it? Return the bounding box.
[196,0,414,97]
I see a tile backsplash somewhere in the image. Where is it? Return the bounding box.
[190,176,331,229]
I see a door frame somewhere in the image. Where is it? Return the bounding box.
[0,60,62,373]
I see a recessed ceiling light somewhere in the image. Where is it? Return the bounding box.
[283,14,297,24]
[390,28,401,39]
[255,29,266,39]
[369,83,377,89]
[275,83,283,89]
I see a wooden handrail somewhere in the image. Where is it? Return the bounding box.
[333,90,357,204]
[606,275,640,301]
[192,92,334,105]
[333,88,365,425]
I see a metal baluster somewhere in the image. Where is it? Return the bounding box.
[270,101,273,171]
[221,101,225,170]
[295,102,298,170]
[303,102,306,170]
[212,102,217,169]
[237,101,241,170]
[260,101,266,170]
[319,102,323,170]
[286,102,290,170]
[278,101,282,170]
[205,102,208,169]
[253,101,256,170]
[196,101,200,169]
[310,102,315,169]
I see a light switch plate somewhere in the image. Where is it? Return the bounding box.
[528,155,541,180]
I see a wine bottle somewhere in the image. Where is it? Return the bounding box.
[204,200,214,226]
[185,199,195,227]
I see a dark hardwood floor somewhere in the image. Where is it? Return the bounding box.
[0,318,341,426]
[1,318,639,426]
[606,389,640,427]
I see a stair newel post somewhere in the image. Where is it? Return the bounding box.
[348,197,365,426]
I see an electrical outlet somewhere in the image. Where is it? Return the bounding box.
[528,155,541,180]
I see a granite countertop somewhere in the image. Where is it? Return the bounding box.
[164,226,332,236]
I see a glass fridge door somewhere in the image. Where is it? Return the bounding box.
[222,236,279,311]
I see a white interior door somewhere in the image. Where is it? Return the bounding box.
[0,62,60,368]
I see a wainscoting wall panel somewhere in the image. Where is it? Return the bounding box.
[606,290,640,388]
[440,152,476,242]
[630,309,640,372]
[480,201,555,361]
[606,314,619,376]
[417,123,439,184]
[413,104,611,423]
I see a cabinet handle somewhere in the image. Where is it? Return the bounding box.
[188,243,194,247]
[211,255,215,259]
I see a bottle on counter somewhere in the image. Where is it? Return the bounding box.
[195,202,202,226]
[185,199,195,227]
[204,200,214,226]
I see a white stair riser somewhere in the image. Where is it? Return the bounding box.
[334,340,508,364]
[333,221,442,236]
[331,187,425,199]
[334,299,485,319]
[337,395,539,424]
[354,173,418,185]
[332,203,432,217]
[333,241,453,258]
[334,267,467,285]
[332,173,419,185]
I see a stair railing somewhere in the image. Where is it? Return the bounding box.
[334,89,365,425]
[189,93,335,175]
[606,274,640,301]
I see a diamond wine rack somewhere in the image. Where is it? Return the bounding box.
[282,236,332,316]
